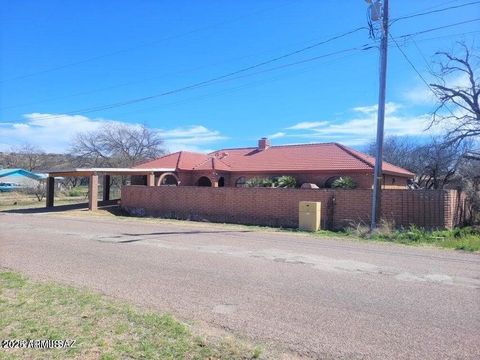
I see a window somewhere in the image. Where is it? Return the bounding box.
[161,174,178,186]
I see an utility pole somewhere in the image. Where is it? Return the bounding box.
[367,0,389,229]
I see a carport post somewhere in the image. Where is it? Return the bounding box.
[88,173,98,211]
[146,172,155,186]
[103,175,111,201]
[46,176,55,208]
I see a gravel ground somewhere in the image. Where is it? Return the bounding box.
[1,211,479,359]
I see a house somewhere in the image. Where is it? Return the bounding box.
[0,168,48,188]
[134,138,414,189]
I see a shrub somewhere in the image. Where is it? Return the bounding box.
[245,177,268,187]
[19,183,46,202]
[246,176,297,188]
[68,187,85,197]
[276,176,297,188]
[331,176,357,189]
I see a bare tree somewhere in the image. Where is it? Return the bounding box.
[366,136,470,189]
[430,42,480,146]
[365,136,417,172]
[2,144,46,171]
[412,138,469,189]
[71,123,165,167]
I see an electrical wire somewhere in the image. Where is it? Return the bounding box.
[395,18,480,39]
[5,27,367,121]
[1,26,367,111]
[388,33,456,117]
[22,44,373,122]
[5,19,478,122]
[0,1,295,83]
[390,1,480,24]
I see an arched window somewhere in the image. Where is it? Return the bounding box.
[157,172,179,186]
[161,174,179,186]
[196,176,212,187]
[235,176,246,187]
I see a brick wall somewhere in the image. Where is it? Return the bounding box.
[121,186,468,229]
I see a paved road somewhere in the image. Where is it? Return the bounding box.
[1,211,479,359]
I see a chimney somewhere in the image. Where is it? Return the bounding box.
[258,137,271,151]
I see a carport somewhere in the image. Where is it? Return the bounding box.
[46,168,174,210]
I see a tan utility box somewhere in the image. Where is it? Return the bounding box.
[299,201,321,232]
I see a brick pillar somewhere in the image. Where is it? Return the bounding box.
[147,172,155,186]
[46,176,55,208]
[88,174,98,211]
[103,175,111,201]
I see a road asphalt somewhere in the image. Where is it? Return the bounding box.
[1,211,479,359]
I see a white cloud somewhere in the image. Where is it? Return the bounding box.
[352,102,400,115]
[404,73,471,105]
[268,132,286,139]
[0,113,225,154]
[279,102,444,146]
[0,113,103,153]
[158,125,227,153]
[286,121,328,130]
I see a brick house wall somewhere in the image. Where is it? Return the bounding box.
[132,171,409,189]
[121,186,468,229]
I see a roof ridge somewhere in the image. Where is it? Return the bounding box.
[192,156,213,170]
[134,151,182,168]
[334,143,375,169]
[214,156,232,168]
[213,142,339,153]
[176,151,183,169]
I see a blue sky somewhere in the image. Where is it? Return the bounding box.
[1,0,479,153]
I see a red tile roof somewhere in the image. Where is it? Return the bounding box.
[136,143,414,177]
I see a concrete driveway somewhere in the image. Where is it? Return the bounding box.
[1,211,479,359]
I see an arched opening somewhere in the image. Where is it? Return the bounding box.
[218,177,225,187]
[324,176,341,188]
[161,174,178,186]
[196,176,212,187]
[235,176,246,187]
[157,172,179,186]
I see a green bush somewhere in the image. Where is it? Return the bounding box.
[331,177,357,189]
[276,176,297,188]
[68,188,85,197]
[245,176,297,188]
[245,177,268,187]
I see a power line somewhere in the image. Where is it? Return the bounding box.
[8,27,367,121]
[395,18,480,39]
[390,1,480,24]
[410,30,480,44]
[6,20,478,122]
[5,27,477,113]
[110,52,361,118]
[3,18,478,112]
[388,33,456,117]
[1,26,367,111]
[0,2,294,83]
[24,44,373,122]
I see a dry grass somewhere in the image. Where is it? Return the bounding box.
[0,192,86,210]
[0,271,263,360]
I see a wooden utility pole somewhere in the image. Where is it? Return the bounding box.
[370,0,389,229]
